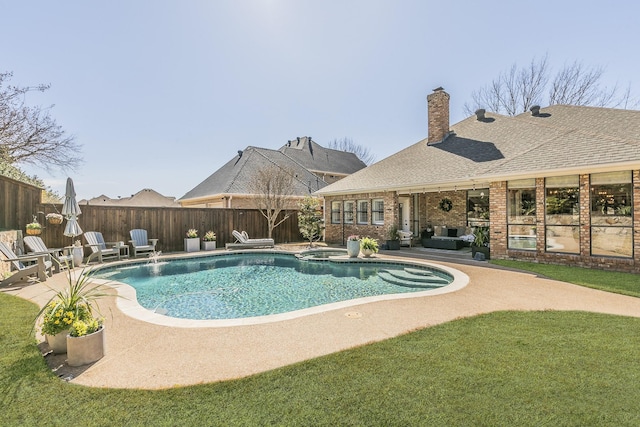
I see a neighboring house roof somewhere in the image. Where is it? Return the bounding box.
[316,104,640,195]
[179,146,329,202]
[81,189,180,207]
[278,136,367,175]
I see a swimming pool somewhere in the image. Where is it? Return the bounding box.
[95,251,468,326]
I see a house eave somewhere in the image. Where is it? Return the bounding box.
[315,160,640,197]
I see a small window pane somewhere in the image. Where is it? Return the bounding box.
[357,200,368,224]
[508,225,537,250]
[344,201,354,224]
[546,175,579,188]
[546,225,580,253]
[331,201,341,224]
[372,199,384,225]
[591,226,632,257]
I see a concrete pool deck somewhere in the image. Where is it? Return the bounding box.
[4,247,640,390]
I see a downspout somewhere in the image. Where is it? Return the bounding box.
[228,195,233,208]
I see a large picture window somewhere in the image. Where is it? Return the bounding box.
[344,201,354,224]
[331,201,341,224]
[467,189,489,227]
[357,200,369,225]
[590,171,632,257]
[545,175,579,253]
[507,179,536,250]
[371,199,384,225]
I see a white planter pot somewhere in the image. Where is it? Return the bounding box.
[184,238,200,253]
[47,331,68,354]
[361,248,375,258]
[66,327,105,367]
[72,247,83,266]
[346,240,360,258]
[201,241,216,251]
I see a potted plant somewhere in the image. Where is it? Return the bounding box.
[346,235,360,258]
[386,224,400,250]
[360,237,379,257]
[66,316,105,367]
[184,229,199,252]
[201,231,217,251]
[36,265,108,358]
[46,212,63,225]
[471,226,490,260]
[26,216,42,235]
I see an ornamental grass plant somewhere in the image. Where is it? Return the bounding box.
[36,264,108,338]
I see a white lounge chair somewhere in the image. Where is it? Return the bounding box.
[129,229,158,258]
[226,230,275,249]
[24,236,73,271]
[0,241,51,286]
[84,231,121,263]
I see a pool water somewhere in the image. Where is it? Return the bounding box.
[95,253,453,320]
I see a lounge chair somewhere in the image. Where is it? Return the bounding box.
[84,231,121,263]
[24,236,73,271]
[226,230,275,249]
[0,241,51,286]
[129,229,158,258]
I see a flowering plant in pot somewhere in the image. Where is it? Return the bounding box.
[185,228,200,252]
[36,265,108,354]
[26,218,42,235]
[46,212,63,225]
[202,231,217,251]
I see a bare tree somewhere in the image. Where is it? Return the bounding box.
[248,164,297,239]
[327,137,375,165]
[0,71,81,171]
[464,55,638,116]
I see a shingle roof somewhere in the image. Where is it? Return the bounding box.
[316,104,640,195]
[81,189,180,207]
[179,147,328,201]
[279,137,367,175]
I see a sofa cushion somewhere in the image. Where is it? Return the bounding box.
[447,228,458,238]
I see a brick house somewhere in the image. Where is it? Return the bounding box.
[316,88,640,272]
[179,137,366,208]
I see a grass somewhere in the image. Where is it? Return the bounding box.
[490,259,640,298]
[2,291,640,426]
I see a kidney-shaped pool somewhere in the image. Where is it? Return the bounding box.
[93,251,468,326]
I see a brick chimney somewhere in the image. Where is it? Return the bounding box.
[427,87,450,144]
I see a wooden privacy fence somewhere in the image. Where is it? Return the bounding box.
[0,175,43,232]
[32,205,302,254]
[0,175,303,254]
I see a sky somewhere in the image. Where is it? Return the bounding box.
[3,1,639,201]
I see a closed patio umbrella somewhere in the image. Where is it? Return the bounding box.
[62,177,83,238]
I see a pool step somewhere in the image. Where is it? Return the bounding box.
[378,270,449,288]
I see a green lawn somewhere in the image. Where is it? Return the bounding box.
[2,290,640,426]
[490,259,640,298]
